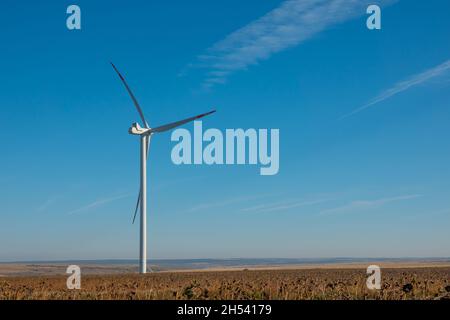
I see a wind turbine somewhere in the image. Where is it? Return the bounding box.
[111,63,215,274]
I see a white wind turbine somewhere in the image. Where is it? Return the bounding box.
[111,63,215,274]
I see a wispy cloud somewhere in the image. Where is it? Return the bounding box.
[241,197,332,213]
[191,0,394,89]
[341,59,450,119]
[153,176,206,191]
[36,196,59,213]
[67,193,131,215]
[318,194,422,216]
[186,194,271,213]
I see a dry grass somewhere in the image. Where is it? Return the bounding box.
[1,267,449,300]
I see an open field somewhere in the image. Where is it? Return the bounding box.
[1,266,449,300]
[1,259,450,276]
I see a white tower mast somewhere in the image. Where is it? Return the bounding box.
[140,135,148,273]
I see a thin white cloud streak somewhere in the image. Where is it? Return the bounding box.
[318,194,422,216]
[186,194,277,212]
[341,59,450,119]
[67,193,131,215]
[241,198,332,213]
[187,198,247,213]
[36,197,59,213]
[194,0,395,88]
[153,176,206,191]
[186,194,271,213]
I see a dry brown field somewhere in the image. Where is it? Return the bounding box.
[1,266,449,300]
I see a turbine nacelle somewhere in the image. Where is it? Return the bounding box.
[129,122,151,135]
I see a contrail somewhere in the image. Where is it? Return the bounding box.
[67,193,131,215]
[341,59,450,119]
[190,0,397,89]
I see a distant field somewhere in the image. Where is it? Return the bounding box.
[1,267,449,300]
[2,259,450,277]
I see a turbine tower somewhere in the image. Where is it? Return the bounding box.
[111,63,215,274]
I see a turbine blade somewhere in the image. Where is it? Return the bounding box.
[132,190,141,224]
[150,110,216,133]
[111,62,149,128]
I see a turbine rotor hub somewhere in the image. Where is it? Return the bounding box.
[129,123,151,135]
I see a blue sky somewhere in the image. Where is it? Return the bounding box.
[0,0,449,261]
